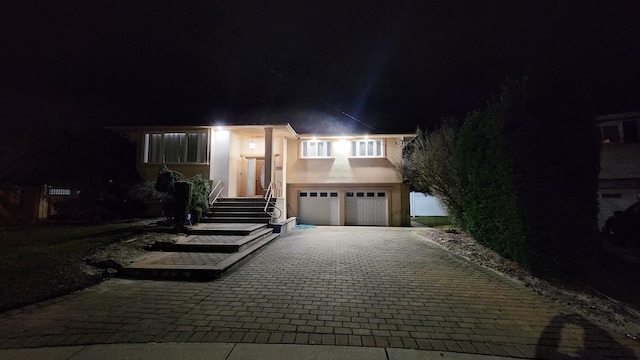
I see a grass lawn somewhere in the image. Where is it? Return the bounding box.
[412,216,454,228]
[0,222,144,312]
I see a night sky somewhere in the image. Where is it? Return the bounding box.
[1,0,639,134]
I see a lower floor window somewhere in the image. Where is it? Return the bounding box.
[144,131,207,163]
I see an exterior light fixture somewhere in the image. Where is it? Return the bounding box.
[249,128,256,150]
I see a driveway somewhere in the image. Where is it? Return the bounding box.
[0,227,637,359]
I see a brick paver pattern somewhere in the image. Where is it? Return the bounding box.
[0,227,637,358]
[185,235,245,244]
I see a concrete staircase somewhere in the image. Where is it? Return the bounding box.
[202,197,275,224]
[122,199,279,281]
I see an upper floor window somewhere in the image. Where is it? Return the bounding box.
[301,140,332,158]
[351,139,383,157]
[143,132,207,164]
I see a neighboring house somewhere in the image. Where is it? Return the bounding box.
[115,124,415,226]
[0,184,72,225]
[596,112,640,227]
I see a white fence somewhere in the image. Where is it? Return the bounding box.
[410,192,447,217]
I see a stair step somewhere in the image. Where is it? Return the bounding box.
[122,233,280,281]
[200,217,271,224]
[209,206,266,212]
[188,223,267,235]
[206,211,270,217]
[152,228,274,253]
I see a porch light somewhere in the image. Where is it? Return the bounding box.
[249,128,256,150]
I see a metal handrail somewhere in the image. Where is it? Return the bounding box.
[208,180,224,206]
[263,182,273,200]
[263,181,283,222]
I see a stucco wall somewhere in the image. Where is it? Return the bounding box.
[597,143,640,226]
[285,138,403,184]
[600,143,640,179]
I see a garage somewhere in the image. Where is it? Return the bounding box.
[345,191,387,226]
[298,190,340,225]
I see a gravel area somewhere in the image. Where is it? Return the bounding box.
[418,227,640,341]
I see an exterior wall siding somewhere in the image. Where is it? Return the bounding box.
[285,136,409,226]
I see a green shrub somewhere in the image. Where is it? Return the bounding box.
[173,181,191,226]
[153,166,211,226]
[458,76,600,277]
[189,206,203,224]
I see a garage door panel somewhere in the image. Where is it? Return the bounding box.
[298,190,340,225]
[345,191,387,226]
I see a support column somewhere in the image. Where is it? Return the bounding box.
[264,127,274,191]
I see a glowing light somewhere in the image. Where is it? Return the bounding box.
[215,129,229,140]
[249,142,256,150]
[335,139,349,154]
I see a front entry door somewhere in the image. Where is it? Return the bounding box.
[255,159,265,196]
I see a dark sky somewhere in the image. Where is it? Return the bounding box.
[1,0,639,134]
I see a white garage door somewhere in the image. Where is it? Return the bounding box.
[298,190,340,225]
[345,191,387,226]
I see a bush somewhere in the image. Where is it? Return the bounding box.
[173,181,191,226]
[153,166,211,226]
[458,76,600,277]
[401,119,464,223]
[189,206,203,224]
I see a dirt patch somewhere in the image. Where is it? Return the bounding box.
[82,231,182,277]
[418,227,640,341]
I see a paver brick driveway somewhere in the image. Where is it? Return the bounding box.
[0,227,637,359]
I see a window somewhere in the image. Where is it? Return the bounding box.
[351,139,383,157]
[301,140,332,158]
[49,188,71,196]
[143,131,207,163]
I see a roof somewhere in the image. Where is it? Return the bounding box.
[595,111,640,124]
[108,124,416,139]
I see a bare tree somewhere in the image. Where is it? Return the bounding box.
[401,119,463,222]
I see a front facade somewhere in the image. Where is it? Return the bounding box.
[117,124,414,227]
[596,112,640,226]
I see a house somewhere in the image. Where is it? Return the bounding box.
[114,124,415,226]
[596,111,640,226]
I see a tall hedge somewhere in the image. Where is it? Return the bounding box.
[458,77,600,277]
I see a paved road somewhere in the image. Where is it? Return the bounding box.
[0,227,637,359]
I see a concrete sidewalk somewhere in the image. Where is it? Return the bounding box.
[0,342,520,360]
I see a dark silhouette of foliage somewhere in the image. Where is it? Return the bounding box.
[458,76,600,276]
